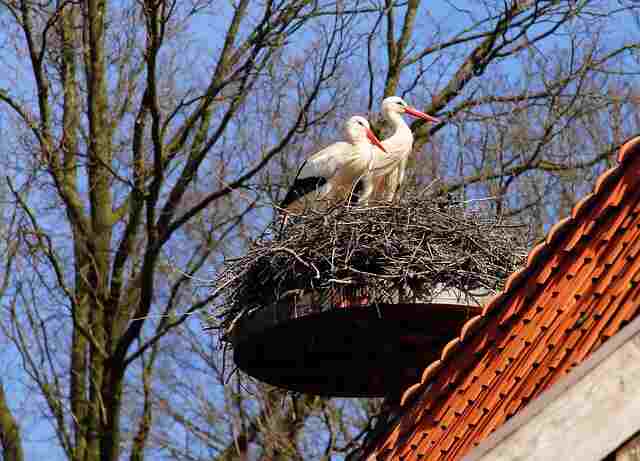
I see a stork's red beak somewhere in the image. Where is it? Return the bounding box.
[366,128,388,153]
[404,106,441,124]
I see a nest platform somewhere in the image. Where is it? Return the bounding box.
[212,191,528,397]
[231,290,484,397]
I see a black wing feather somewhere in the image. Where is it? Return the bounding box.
[280,176,328,208]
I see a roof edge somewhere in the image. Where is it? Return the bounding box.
[463,312,640,461]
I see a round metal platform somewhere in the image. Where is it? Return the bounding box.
[231,297,482,397]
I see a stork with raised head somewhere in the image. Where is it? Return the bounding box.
[280,116,387,213]
[370,96,440,201]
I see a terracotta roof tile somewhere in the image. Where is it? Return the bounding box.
[358,135,640,461]
[459,315,483,340]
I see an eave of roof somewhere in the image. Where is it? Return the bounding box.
[464,311,640,461]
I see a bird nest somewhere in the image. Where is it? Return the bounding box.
[211,188,530,338]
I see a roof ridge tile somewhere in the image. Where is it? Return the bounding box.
[460,315,483,340]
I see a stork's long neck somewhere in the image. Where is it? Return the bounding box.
[354,139,375,164]
[381,111,413,156]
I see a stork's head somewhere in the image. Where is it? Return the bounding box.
[345,116,387,152]
[381,96,441,124]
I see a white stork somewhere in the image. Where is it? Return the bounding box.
[280,116,387,212]
[370,96,440,201]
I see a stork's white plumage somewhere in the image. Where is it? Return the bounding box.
[369,96,440,201]
[280,116,386,212]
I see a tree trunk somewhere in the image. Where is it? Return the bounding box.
[0,383,24,461]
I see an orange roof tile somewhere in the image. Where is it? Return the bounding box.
[358,135,640,461]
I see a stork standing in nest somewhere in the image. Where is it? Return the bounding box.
[280,116,387,213]
[369,96,440,201]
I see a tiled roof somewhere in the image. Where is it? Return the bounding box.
[361,135,640,461]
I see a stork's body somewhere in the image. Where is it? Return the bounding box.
[280,116,385,213]
[369,97,440,201]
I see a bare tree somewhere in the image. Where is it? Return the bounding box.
[0,182,22,461]
[0,1,361,460]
